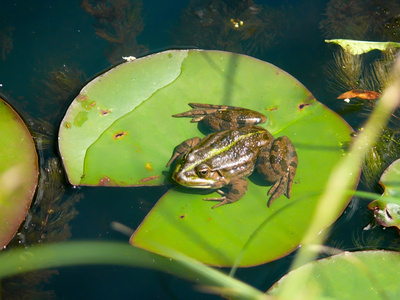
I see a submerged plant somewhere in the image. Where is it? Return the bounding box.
[15,157,81,246]
[320,0,400,40]
[81,0,147,63]
[42,65,86,103]
[171,0,291,55]
[0,25,14,60]
[325,43,399,115]
[31,62,86,126]
[28,118,54,151]
[363,128,400,190]
[324,49,367,94]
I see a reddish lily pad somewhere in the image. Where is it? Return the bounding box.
[0,97,38,248]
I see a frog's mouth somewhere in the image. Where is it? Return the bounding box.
[173,171,229,189]
[173,171,214,188]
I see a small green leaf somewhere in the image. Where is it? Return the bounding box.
[0,97,38,248]
[367,158,400,231]
[325,39,400,55]
[268,250,400,299]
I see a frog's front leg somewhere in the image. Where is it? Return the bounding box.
[203,178,248,209]
[166,137,201,167]
[257,136,298,206]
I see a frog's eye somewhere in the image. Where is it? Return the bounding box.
[196,165,210,178]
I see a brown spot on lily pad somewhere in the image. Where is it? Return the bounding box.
[98,176,120,186]
[77,94,88,101]
[265,107,278,111]
[145,163,153,171]
[82,100,96,110]
[298,103,312,111]
[140,175,159,182]
[100,109,111,116]
[113,131,127,139]
[99,176,111,186]
[179,214,185,219]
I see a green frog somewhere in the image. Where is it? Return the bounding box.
[166,103,298,208]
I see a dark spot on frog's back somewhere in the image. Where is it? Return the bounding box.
[262,132,271,140]
[231,187,241,195]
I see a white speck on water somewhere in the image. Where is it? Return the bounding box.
[122,56,136,61]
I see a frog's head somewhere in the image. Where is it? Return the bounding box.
[172,152,229,189]
[368,199,400,231]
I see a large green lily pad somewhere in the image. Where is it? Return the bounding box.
[0,97,38,248]
[59,50,354,266]
[268,250,400,299]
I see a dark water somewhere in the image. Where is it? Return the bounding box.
[1,0,398,299]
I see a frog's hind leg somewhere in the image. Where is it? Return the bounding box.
[173,103,266,131]
[257,136,298,206]
[203,178,248,209]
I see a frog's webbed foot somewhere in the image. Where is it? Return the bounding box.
[172,103,266,131]
[166,137,201,167]
[203,178,248,209]
[257,136,298,207]
[267,173,290,206]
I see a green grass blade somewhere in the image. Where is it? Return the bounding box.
[0,241,267,300]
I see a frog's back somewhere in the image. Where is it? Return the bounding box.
[192,126,273,178]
